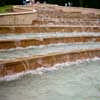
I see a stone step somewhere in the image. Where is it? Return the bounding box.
[32,20,100,26]
[37,12,99,19]
[1,32,100,40]
[0,42,100,60]
[0,26,100,34]
[0,48,100,78]
[0,35,100,49]
[20,5,100,18]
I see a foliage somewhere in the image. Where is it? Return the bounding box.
[0,0,22,6]
[47,0,100,8]
[0,0,100,9]
[0,5,12,13]
[46,0,67,6]
[78,0,100,8]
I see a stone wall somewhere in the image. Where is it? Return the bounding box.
[0,12,37,25]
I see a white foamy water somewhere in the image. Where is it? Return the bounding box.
[0,57,99,81]
[0,42,100,60]
[0,32,100,40]
[0,58,100,100]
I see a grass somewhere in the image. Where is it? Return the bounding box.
[0,5,12,13]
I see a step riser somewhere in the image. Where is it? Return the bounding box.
[0,26,100,34]
[0,49,100,77]
[0,37,100,49]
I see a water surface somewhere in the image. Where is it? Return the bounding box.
[0,32,100,40]
[0,59,100,100]
[0,43,100,60]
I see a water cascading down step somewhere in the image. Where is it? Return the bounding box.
[0,5,100,80]
[0,32,100,49]
[0,32,100,80]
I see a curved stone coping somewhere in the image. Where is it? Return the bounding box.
[0,36,100,49]
[13,5,33,11]
[0,42,100,60]
[1,25,100,27]
[0,11,34,16]
[0,48,100,77]
[0,26,100,33]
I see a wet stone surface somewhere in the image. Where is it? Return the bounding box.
[0,59,100,100]
[0,42,100,60]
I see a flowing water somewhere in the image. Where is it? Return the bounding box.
[0,59,100,100]
[0,32,100,100]
[0,42,100,60]
[0,32,100,40]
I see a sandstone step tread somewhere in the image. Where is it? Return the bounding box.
[0,26,100,34]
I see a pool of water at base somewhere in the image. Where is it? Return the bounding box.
[0,59,100,100]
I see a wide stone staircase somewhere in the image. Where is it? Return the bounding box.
[13,4,100,26]
[0,4,100,80]
[0,31,100,80]
[32,9,100,26]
